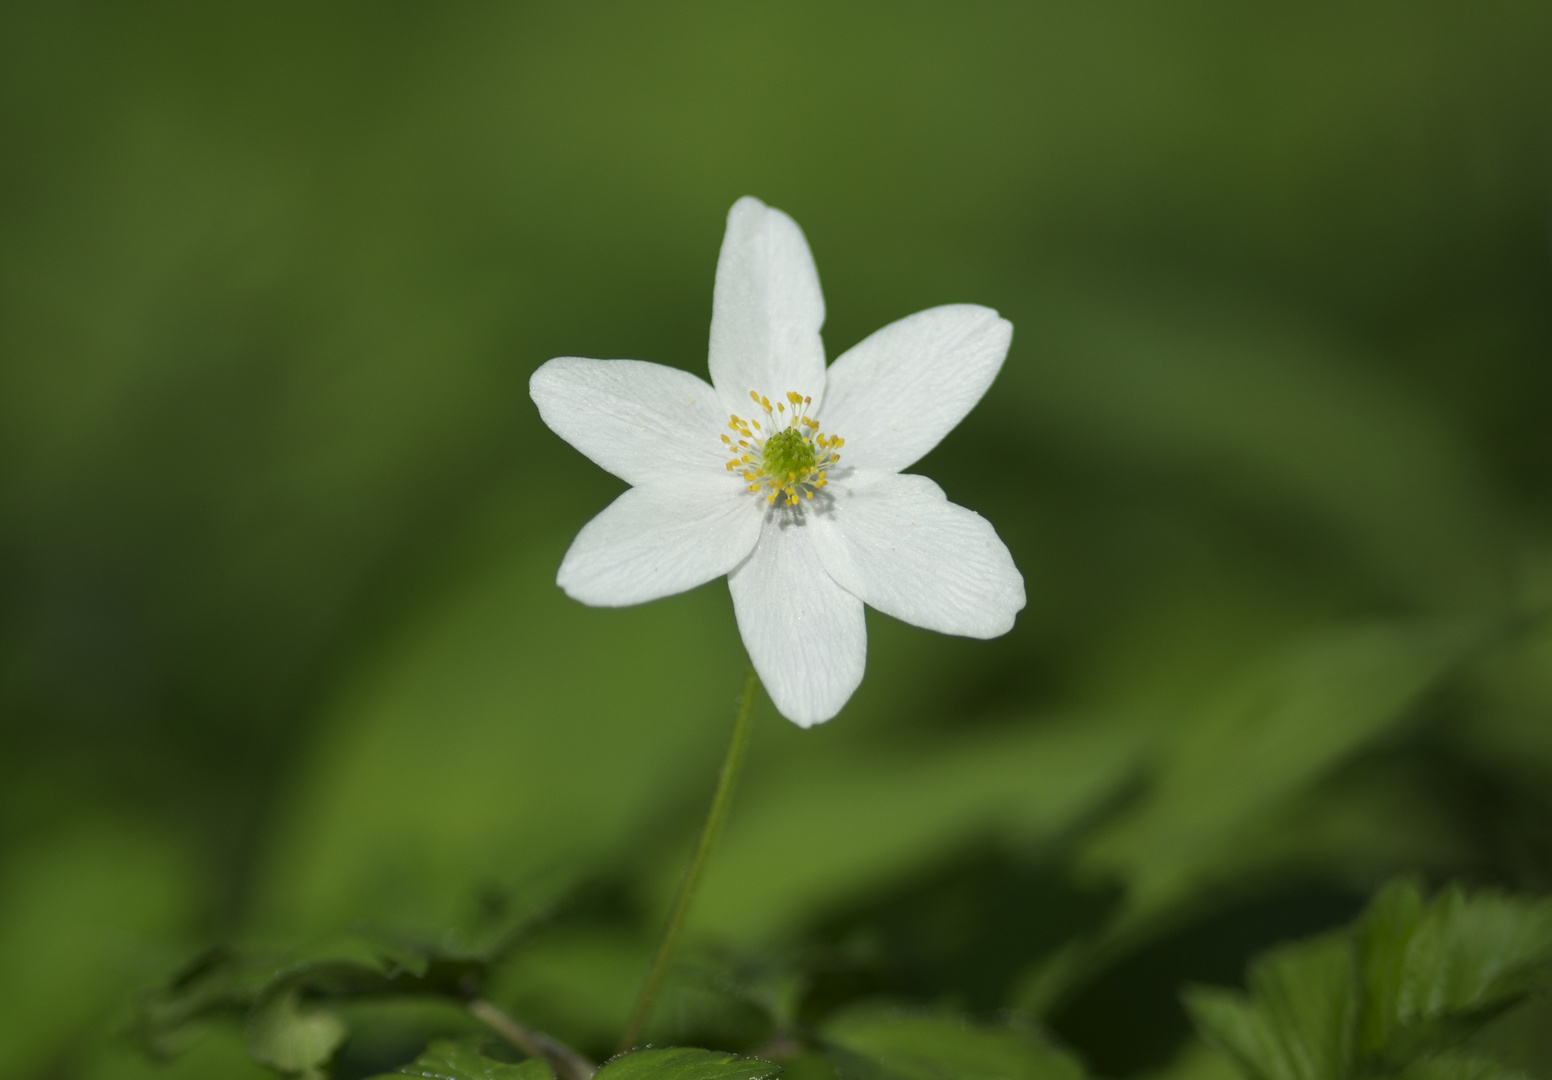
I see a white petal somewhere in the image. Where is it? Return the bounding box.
[728,518,865,727]
[819,305,1012,473]
[810,472,1024,638]
[707,197,828,416]
[531,357,729,486]
[558,479,761,606]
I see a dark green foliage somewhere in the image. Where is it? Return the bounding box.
[1357,882,1552,1065]
[5,4,1552,1080]
[592,1049,779,1080]
[1079,624,1474,932]
[820,1007,1084,1080]
[1185,882,1552,1080]
[136,927,535,1078]
[367,1039,553,1080]
[1400,1055,1531,1080]
[1184,935,1357,1080]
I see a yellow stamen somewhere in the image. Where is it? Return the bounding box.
[722,386,844,510]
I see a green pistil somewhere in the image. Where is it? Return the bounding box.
[762,427,816,481]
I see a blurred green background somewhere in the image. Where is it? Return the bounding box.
[3,3,1552,1079]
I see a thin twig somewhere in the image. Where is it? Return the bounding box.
[618,665,761,1053]
[469,998,596,1080]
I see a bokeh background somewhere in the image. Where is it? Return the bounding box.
[3,3,1552,1079]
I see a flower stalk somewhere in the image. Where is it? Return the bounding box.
[618,665,761,1053]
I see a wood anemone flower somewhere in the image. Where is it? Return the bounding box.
[531,196,1025,726]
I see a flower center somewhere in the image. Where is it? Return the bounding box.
[722,390,844,507]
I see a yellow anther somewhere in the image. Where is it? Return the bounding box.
[724,387,842,508]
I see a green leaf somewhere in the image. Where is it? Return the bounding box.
[1080,623,1471,930]
[1357,879,1427,1059]
[247,988,347,1080]
[821,1006,1085,1080]
[371,1037,555,1080]
[1399,1054,1532,1080]
[138,924,515,1060]
[1357,881,1552,1063]
[1184,933,1356,1080]
[592,1047,781,1080]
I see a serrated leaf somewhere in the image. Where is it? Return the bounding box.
[370,1037,555,1080]
[1357,879,1426,1059]
[1357,881,1552,1063]
[247,988,347,1079]
[1184,933,1356,1080]
[593,1047,781,1080]
[822,1006,1085,1080]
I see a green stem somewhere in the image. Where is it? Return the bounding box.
[469,998,596,1080]
[618,664,761,1054]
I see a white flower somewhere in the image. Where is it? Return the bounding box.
[530,197,1025,726]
